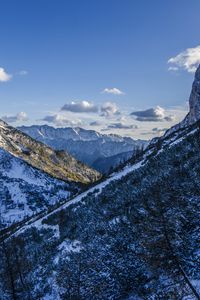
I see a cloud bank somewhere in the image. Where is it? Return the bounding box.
[107,122,138,130]
[42,113,82,127]
[89,121,102,126]
[101,102,120,117]
[2,112,28,123]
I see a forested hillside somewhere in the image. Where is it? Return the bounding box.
[1,118,200,299]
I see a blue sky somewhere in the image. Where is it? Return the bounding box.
[0,0,200,138]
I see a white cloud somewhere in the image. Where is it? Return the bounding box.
[168,45,200,73]
[131,106,174,122]
[102,88,124,95]
[101,102,120,117]
[42,113,82,127]
[152,127,168,134]
[19,70,28,76]
[141,127,169,137]
[2,112,28,123]
[90,121,102,126]
[168,66,179,72]
[107,122,138,130]
[61,101,98,113]
[0,67,12,82]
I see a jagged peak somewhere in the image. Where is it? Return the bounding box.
[185,64,200,125]
[161,64,200,139]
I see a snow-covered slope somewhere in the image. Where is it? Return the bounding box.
[2,116,200,299]
[0,148,79,229]
[0,120,101,184]
[6,114,200,238]
[0,121,100,229]
[18,125,147,167]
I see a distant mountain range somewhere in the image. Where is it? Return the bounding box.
[18,125,148,172]
[0,120,100,184]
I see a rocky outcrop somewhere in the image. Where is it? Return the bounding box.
[160,64,200,140]
[185,64,200,125]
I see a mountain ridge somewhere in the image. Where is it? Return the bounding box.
[0,120,100,184]
[18,125,147,170]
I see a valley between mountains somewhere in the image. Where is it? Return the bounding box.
[1,66,200,299]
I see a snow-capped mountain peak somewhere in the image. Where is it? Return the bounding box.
[18,125,148,172]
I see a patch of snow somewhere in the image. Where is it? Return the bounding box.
[4,159,47,187]
[109,216,120,225]
[58,239,82,253]
[169,128,198,148]
[8,159,145,237]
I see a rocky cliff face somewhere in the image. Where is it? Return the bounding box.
[151,64,200,142]
[185,64,200,124]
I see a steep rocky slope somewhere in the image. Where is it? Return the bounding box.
[159,64,200,138]
[0,148,79,229]
[184,63,200,124]
[0,120,100,184]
